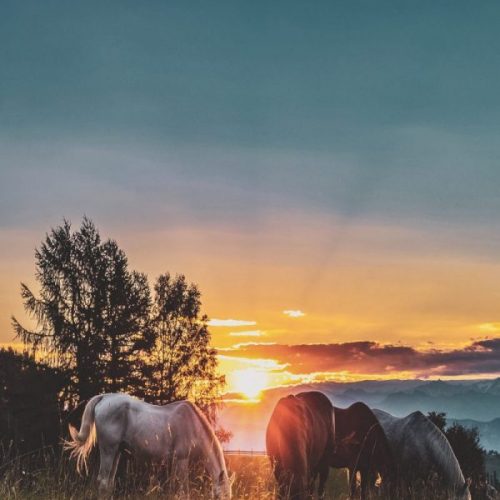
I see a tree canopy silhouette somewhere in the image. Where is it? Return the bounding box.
[446,422,485,484]
[11,218,225,422]
[0,348,67,452]
[142,273,225,420]
[12,218,153,401]
[427,411,447,432]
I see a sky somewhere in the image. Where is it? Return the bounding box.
[2,1,500,397]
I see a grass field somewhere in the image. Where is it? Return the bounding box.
[0,448,349,500]
[0,448,476,499]
[226,454,349,500]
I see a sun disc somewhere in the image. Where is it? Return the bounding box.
[229,368,268,399]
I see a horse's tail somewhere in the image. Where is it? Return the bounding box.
[64,394,104,474]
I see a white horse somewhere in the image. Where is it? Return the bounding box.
[65,393,232,498]
[373,409,471,500]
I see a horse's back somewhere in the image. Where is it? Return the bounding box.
[373,408,468,496]
[93,395,205,458]
[295,391,333,416]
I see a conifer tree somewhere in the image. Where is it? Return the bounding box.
[12,218,152,401]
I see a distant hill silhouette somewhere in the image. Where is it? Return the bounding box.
[220,378,500,451]
[452,418,500,452]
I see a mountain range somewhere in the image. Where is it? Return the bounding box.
[219,378,500,452]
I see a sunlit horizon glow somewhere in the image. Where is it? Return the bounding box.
[227,368,270,399]
[217,335,500,395]
[220,363,500,398]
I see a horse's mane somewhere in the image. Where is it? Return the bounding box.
[186,402,226,466]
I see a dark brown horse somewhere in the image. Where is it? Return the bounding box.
[266,391,335,499]
[331,402,394,499]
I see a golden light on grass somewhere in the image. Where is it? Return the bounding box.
[228,368,269,400]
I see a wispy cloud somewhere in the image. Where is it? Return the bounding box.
[283,310,305,318]
[208,318,257,327]
[222,342,277,350]
[478,323,500,333]
[229,330,265,337]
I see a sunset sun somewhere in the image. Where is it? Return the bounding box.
[229,368,269,399]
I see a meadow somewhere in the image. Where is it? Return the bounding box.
[0,447,349,500]
[1,446,466,500]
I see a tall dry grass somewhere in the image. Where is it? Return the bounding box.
[0,444,472,499]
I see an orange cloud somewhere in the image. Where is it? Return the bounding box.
[283,310,306,318]
[229,330,265,337]
[208,318,257,327]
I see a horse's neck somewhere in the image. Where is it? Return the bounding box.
[427,426,464,488]
[334,408,352,439]
[404,418,464,489]
[203,438,226,480]
[193,412,226,481]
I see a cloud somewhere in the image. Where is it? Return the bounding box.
[208,318,257,327]
[225,338,500,378]
[478,323,500,333]
[229,330,265,337]
[283,310,306,318]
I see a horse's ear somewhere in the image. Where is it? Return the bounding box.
[220,470,235,485]
[219,470,226,483]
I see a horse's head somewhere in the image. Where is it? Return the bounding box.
[456,478,471,500]
[213,469,234,499]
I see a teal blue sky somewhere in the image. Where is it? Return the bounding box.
[2,2,500,360]
[2,1,500,230]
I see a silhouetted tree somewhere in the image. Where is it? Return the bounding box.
[446,423,485,483]
[0,348,67,452]
[12,218,153,402]
[427,411,447,432]
[143,273,225,421]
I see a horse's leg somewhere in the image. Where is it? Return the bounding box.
[317,464,329,500]
[274,464,288,500]
[97,444,120,498]
[175,458,190,498]
[360,467,370,500]
[109,451,121,492]
[307,472,316,499]
[349,468,358,499]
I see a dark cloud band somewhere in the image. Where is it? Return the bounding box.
[224,338,500,377]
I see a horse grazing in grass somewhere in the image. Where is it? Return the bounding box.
[65,393,232,499]
[373,409,471,500]
[266,391,335,500]
[331,402,394,499]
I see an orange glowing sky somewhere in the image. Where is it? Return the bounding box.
[3,214,500,397]
[3,1,500,399]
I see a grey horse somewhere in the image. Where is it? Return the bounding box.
[373,409,471,500]
[65,393,232,498]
